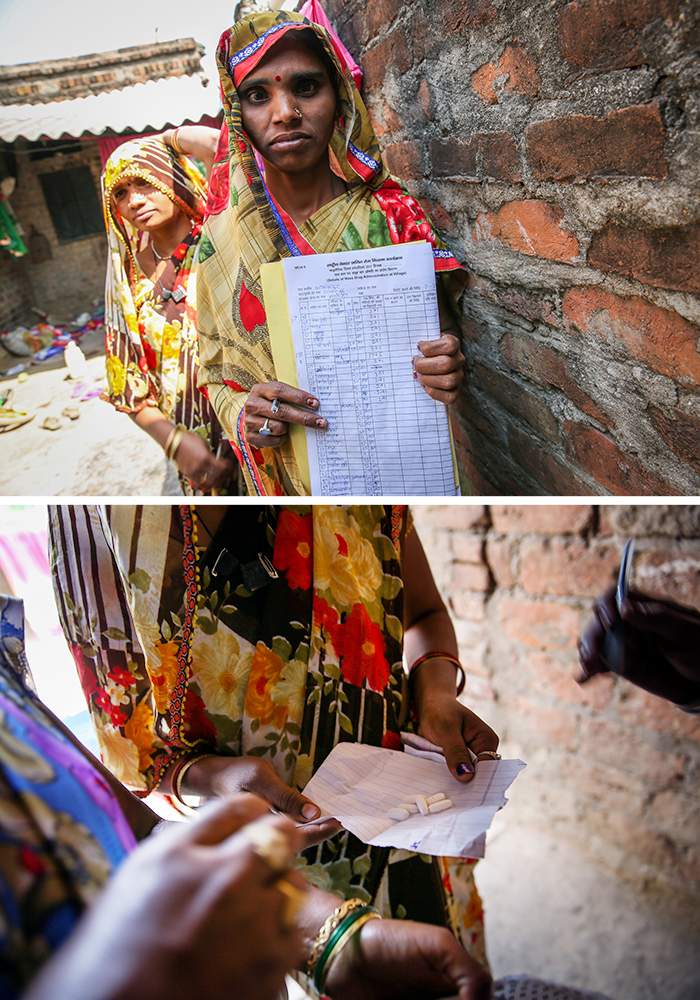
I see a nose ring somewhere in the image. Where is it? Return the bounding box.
[293,107,303,119]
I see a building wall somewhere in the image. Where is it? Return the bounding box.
[10,140,106,320]
[0,251,33,329]
[413,503,700,899]
[0,39,205,104]
[325,0,700,496]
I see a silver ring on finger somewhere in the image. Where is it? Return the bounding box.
[259,418,273,437]
[270,397,281,415]
[476,750,501,760]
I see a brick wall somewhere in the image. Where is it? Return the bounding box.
[10,141,106,320]
[325,0,700,496]
[413,503,700,897]
[0,251,33,329]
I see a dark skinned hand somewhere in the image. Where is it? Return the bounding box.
[413,332,465,405]
[577,586,700,706]
[183,755,342,850]
[27,795,304,1000]
[244,380,328,450]
[324,917,492,1000]
[175,430,236,491]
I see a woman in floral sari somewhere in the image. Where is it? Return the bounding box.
[50,505,498,971]
[102,130,236,493]
[196,10,466,495]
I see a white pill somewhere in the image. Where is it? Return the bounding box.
[398,802,418,814]
[428,798,453,814]
[415,795,429,815]
[426,793,446,805]
[387,807,410,821]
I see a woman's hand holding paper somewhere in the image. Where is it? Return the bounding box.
[177,754,342,850]
[414,678,500,784]
[413,332,465,405]
[245,380,328,449]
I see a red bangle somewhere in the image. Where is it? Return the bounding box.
[408,652,466,695]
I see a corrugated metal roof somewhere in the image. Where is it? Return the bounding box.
[0,73,220,142]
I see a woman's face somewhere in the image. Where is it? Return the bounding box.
[110,176,179,232]
[238,33,337,175]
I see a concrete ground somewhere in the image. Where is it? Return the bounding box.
[1,342,180,496]
[476,814,700,1000]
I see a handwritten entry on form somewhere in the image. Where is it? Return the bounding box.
[281,243,460,496]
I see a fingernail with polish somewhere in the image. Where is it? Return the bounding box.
[316,418,328,429]
[302,802,320,821]
[456,762,474,776]
[307,398,319,408]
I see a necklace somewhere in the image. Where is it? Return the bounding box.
[150,239,171,262]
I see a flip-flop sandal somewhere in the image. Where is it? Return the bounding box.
[0,407,34,432]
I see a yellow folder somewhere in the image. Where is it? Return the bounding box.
[260,259,312,493]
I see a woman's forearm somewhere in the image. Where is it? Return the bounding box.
[130,406,174,451]
[163,125,220,173]
[403,528,460,699]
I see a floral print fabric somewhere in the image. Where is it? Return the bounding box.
[196,10,465,495]
[101,138,229,494]
[0,596,135,998]
[50,505,487,966]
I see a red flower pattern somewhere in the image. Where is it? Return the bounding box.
[273,510,313,590]
[313,596,341,653]
[205,159,230,218]
[93,689,127,727]
[336,603,390,693]
[381,730,403,751]
[107,666,136,689]
[373,180,437,247]
[70,643,98,700]
[182,688,216,742]
[239,280,267,333]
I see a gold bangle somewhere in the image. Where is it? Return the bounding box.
[163,424,177,458]
[172,753,210,804]
[170,127,184,155]
[320,911,381,991]
[305,898,366,977]
[165,426,186,462]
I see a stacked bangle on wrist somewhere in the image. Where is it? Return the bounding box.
[163,425,185,462]
[306,898,381,994]
[169,127,184,155]
[170,753,210,805]
[408,651,466,695]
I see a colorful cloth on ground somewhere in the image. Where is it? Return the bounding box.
[49,505,487,966]
[196,10,466,496]
[101,137,229,494]
[0,596,135,999]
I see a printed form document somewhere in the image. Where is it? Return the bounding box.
[303,742,526,858]
[261,242,460,496]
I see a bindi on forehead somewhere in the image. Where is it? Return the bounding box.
[275,74,282,82]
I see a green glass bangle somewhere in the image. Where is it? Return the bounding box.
[313,904,373,991]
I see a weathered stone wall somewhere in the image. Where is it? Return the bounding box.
[9,141,106,321]
[413,503,700,899]
[325,0,700,496]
